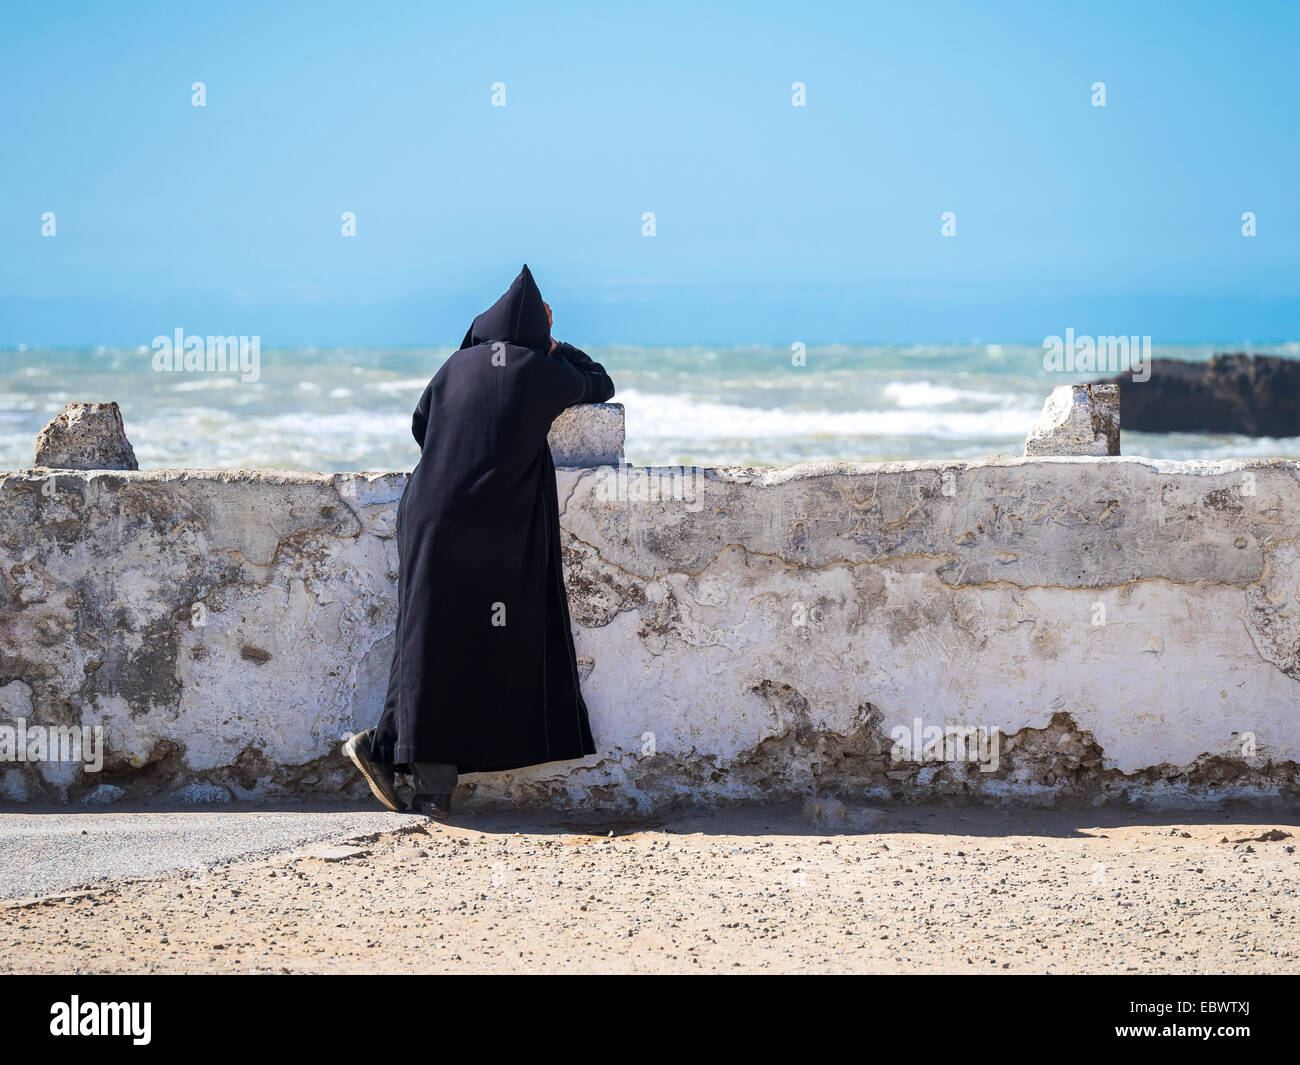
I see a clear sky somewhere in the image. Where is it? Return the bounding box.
[2,0,1297,346]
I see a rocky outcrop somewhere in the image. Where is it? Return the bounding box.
[1024,384,1120,456]
[34,402,138,470]
[1104,353,1300,436]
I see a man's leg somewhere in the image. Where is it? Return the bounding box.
[409,763,457,821]
[342,729,404,812]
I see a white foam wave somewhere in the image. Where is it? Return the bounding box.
[619,389,1039,441]
[880,380,1008,408]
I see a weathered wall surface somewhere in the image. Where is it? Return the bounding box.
[1,457,1298,809]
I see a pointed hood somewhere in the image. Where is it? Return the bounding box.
[460,265,551,351]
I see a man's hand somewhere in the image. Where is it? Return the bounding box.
[544,301,558,352]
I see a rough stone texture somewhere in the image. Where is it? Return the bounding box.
[1,457,1298,810]
[1024,384,1120,457]
[548,403,624,467]
[33,402,139,471]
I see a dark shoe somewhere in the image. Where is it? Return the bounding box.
[409,793,452,821]
[342,729,403,812]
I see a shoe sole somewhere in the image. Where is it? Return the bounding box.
[414,805,451,822]
[343,734,404,813]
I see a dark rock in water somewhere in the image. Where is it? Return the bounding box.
[1103,353,1300,436]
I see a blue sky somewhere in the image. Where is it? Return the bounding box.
[2,0,1298,346]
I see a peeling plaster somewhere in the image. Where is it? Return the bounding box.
[0,459,1297,808]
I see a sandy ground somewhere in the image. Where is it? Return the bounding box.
[3,802,1298,974]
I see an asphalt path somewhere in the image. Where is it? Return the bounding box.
[0,802,417,900]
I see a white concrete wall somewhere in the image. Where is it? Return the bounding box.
[1,456,1297,809]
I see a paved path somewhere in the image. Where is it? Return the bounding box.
[0,802,414,900]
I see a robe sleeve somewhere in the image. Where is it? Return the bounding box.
[551,342,615,404]
[411,380,434,449]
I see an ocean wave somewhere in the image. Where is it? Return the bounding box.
[365,377,436,394]
[618,389,1040,441]
[880,380,1009,408]
[3,346,1298,470]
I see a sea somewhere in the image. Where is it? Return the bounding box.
[3,344,1299,471]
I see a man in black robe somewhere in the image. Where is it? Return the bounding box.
[343,265,615,819]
